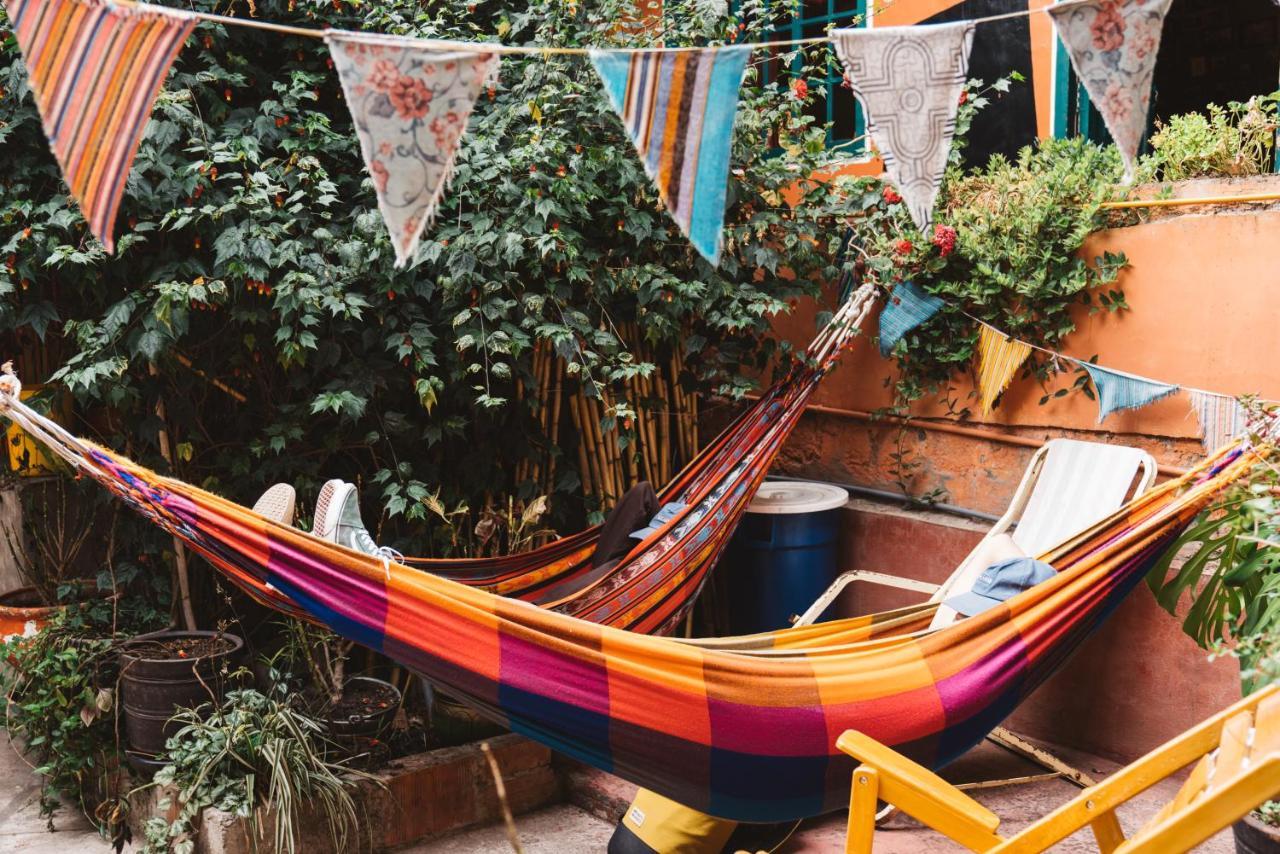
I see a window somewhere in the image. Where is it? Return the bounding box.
[759,0,866,151]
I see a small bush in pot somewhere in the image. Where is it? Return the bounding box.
[140,683,369,854]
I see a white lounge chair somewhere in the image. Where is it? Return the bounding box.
[794,438,1158,628]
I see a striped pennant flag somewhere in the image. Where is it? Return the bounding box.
[975,324,1032,416]
[5,0,195,253]
[879,280,943,357]
[590,45,750,266]
[327,32,498,267]
[1189,390,1247,453]
[1082,362,1178,423]
[831,22,975,233]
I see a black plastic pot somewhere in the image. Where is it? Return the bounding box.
[324,675,401,739]
[119,629,244,774]
[1236,812,1280,853]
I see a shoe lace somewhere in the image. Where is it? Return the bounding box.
[375,546,404,581]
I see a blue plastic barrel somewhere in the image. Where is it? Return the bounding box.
[725,481,848,634]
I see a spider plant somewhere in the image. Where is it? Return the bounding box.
[141,681,371,854]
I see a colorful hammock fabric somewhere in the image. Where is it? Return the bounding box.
[0,374,1260,822]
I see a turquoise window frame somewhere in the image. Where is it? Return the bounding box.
[760,0,867,150]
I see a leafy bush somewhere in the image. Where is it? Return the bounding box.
[0,610,122,829]
[142,685,366,854]
[0,0,856,557]
[1142,94,1279,182]
[862,106,1129,411]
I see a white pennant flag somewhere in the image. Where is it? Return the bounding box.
[1048,0,1173,181]
[831,22,975,233]
[1189,390,1248,453]
[327,32,498,266]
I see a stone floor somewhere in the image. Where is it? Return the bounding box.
[2,732,1235,853]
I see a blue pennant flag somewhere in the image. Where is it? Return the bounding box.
[1082,363,1179,423]
[879,281,944,357]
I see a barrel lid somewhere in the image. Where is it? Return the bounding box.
[748,481,848,514]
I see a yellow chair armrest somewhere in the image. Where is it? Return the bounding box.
[837,731,1002,839]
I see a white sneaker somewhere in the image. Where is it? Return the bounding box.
[252,484,296,527]
[312,479,382,557]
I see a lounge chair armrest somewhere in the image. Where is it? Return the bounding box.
[837,731,1001,838]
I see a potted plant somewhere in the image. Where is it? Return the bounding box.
[1149,432,1280,850]
[118,628,246,774]
[275,620,401,741]
[1,475,107,642]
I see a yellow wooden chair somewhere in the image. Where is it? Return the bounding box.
[838,683,1280,853]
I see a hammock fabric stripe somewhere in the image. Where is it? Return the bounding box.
[5,0,195,252]
[1,389,1255,822]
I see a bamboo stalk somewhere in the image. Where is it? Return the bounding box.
[569,391,593,499]
[545,358,564,496]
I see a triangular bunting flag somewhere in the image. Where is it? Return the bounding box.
[1048,0,1173,181]
[1082,362,1178,422]
[1189,390,1248,453]
[975,325,1032,416]
[879,281,944,357]
[590,45,750,266]
[327,32,497,267]
[5,0,195,253]
[831,22,975,233]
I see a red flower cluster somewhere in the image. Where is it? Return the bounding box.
[958,90,968,105]
[932,224,957,257]
[882,186,902,205]
[895,239,913,256]
[790,78,809,101]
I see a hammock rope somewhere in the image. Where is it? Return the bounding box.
[0,337,1265,822]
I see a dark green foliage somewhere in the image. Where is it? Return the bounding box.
[0,0,854,552]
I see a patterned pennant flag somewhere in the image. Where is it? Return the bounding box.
[975,324,1032,416]
[879,281,944,357]
[590,45,750,266]
[1082,362,1178,423]
[327,32,497,267]
[5,0,195,253]
[831,22,975,233]
[1189,390,1247,453]
[1048,0,1173,181]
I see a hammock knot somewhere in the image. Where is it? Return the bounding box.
[0,361,22,406]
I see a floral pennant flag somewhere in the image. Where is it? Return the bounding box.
[831,22,975,233]
[1189,390,1248,453]
[1082,362,1178,422]
[590,46,751,266]
[1048,0,1173,180]
[5,0,195,253]
[879,281,944,357]
[975,324,1032,416]
[327,33,497,267]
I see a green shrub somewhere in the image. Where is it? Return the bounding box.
[1142,95,1279,182]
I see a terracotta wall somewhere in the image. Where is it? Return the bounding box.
[763,181,1280,758]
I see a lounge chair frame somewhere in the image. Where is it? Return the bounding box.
[839,683,1280,853]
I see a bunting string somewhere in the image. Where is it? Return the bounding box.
[882,286,1263,445]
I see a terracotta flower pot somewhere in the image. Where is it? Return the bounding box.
[0,585,61,643]
[1234,811,1280,853]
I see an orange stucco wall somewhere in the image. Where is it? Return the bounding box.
[771,179,1280,509]
[763,180,1280,758]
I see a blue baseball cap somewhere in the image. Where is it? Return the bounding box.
[944,557,1057,617]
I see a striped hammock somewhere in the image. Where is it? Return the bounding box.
[0,361,1260,822]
